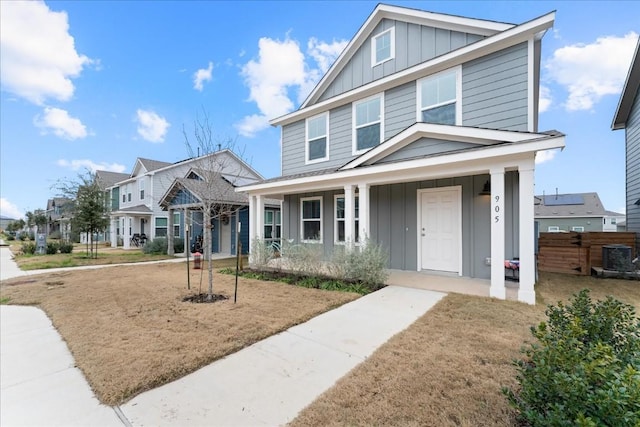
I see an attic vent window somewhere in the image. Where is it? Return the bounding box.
[371,27,394,67]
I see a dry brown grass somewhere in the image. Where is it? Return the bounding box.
[291,273,640,427]
[0,262,358,405]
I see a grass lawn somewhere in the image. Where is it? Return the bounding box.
[290,273,640,427]
[10,244,174,270]
[0,261,359,405]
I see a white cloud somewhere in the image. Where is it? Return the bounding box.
[535,149,559,164]
[538,85,552,113]
[545,32,639,111]
[0,0,92,105]
[0,198,23,220]
[57,159,126,173]
[236,35,347,137]
[135,109,170,143]
[193,61,213,91]
[34,107,88,140]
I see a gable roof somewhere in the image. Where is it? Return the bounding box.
[534,192,618,218]
[131,158,173,177]
[612,37,640,130]
[95,170,129,189]
[300,4,514,109]
[272,9,554,127]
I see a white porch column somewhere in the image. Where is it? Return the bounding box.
[358,183,370,246]
[248,195,256,254]
[123,216,131,249]
[110,218,117,248]
[256,195,265,241]
[490,168,505,300]
[518,161,536,304]
[344,185,355,249]
[167,209,174,255]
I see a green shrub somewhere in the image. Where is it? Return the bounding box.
[174,238,184,254]
[18,233,27,241]
[504,289,640,426]
[21,242,36,255]
[6,235,15,241]
[329,239,389,291]
[58,242,74,254]
[143,237,167,254]
[46,242,59,255]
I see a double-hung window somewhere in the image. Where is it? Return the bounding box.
[371,27,395,66]
[127,183,132,202]
[264,210,282,242]
[139,178,145,200]
[353,94,383,154]
[306,113,329,164]
[155,217,167,237]
[173,212,181,238]
[301,197,322,243]
[417,68,460,125]
[335,195,359,244]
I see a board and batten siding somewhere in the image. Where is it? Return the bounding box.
[462,42,529,131]
[281,172,519,279]
[626,87,640,234]
[318,19,485,103]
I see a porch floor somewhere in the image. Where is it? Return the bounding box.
[385,269,519,301]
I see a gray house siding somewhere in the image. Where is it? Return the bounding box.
[626,87,640,233]
[536,218,605,233]
[377,138,477,164]
[282,172,520,280]
[318,19,485,102]
[462,42,529,131]
[384,81,416,139]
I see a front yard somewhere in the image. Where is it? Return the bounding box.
[1,263,638,424]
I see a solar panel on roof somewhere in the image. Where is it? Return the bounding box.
[544,195,584,206]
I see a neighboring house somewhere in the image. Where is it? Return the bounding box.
[0,215,16,232]
[100,150,273,255]
[535,192,625,233]
[612,37,640,235]
[95,170,130,243]
[45,197,73,240]
[238,4,565,304]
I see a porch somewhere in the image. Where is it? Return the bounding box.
[386,269,519,301]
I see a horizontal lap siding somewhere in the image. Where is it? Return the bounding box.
[281,122,305,176]
[318,19,485,102]
[462,42,529,131]
[385,82,416,139]
[626,89,640,233]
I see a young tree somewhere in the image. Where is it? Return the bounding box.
[6,219,25,234]
[56,171,109,258]
[26,210,46,234]
[183,111,245,300]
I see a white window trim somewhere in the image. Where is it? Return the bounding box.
[371,27,395,67]
[352,93,384,156]
[305,113,329,165]
[547,226,560,232]
[571,226,585,232]
[416,66,462,126]
[300,196,323,243]
[155,216,168,238]
[334,194,360,245]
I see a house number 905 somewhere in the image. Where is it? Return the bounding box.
[494,195,500,223]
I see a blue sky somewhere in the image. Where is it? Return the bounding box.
[1,0,638,220]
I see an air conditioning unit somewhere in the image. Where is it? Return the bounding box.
[602,245,632,271]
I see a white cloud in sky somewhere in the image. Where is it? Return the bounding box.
[193,61,213,91]
[34,107,88,140]
[135,109,170,143]
[538,85,552,113]
[535,149,559,164]
[0,198,23,220]
[57,159,126,173]
[236,36,347,137]
[545,32,639,111]
[0,0,92,105]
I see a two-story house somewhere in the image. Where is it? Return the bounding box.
[535,192,625,233]
[613,37,640,236]
[100,150,275,255]
[238,4,565,304]
[45,197,73,240]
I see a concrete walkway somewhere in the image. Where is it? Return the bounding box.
[0,245,446,426]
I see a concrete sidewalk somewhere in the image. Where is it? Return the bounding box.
[0,246,447,426]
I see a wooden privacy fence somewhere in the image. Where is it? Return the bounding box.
[537,232,636,275]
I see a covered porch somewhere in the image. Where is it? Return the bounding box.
[109,205,152,249]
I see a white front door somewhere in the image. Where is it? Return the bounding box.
[419,187,461,273]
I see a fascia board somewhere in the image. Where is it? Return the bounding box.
[278,11,555,126]
[237,134,564,195]
[612,38,640,129]
[341,124,552,170]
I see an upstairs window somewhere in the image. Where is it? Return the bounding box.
[127,183,132,202]
[306,113,329,164]
[139,178,145,200]
[301,197,322,243]
[417,68,460,125]
[371,27,395,66]
[353,94,383,154]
